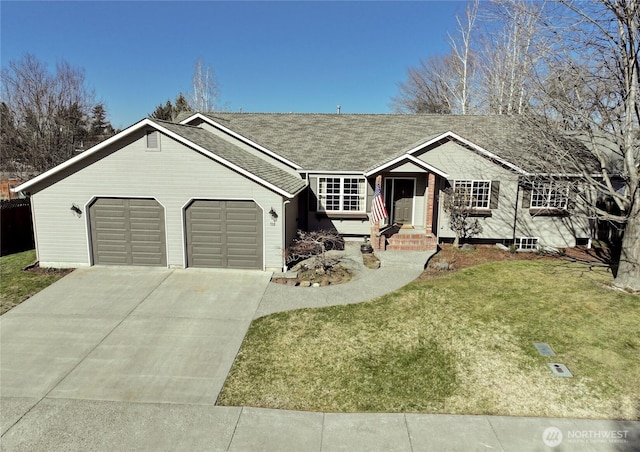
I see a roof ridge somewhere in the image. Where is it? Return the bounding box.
[151,118,202,129]
[203,112,507,118]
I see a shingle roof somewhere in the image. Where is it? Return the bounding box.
[156,120,306,195]
[197,113,600,175]
[199,113,532,172]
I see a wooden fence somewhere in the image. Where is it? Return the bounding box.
[1,199,34,256]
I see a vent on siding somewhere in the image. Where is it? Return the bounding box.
[146,131,159,150]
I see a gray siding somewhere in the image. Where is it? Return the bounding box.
[30,129,286,270]
[284,195,299,248]
[417,140,590,247]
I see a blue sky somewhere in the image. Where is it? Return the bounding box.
[2,1,465,129]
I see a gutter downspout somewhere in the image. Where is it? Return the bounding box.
[282,199,291,272]
[512,178,520,246]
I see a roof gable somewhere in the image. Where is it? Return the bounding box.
[408,131,528,175]
[14,118,305,197]
[179,113,302,170]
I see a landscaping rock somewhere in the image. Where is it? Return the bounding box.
[495,243,509,251]
[461,243,476,250]
[299,281,311,287]
[432,259,452,271]
[312,282,320,287]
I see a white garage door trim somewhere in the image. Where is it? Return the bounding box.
[181,197,266,270]
[85,195,169,267]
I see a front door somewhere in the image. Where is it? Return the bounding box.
[391,179,414,225]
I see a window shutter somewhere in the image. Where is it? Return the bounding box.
[490,181,500,209]
[308,176,318,212]
[521,187,531,209]
[366,178,374,211]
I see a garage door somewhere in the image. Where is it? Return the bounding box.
[185,200,263,269]
[89,198,166,266]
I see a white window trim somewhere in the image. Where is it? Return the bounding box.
[453,179,492,210]
[530,182,569,209]
[518,237,539,251]
[317,176,366,213]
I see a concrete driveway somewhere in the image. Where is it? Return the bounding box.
[1,267,270,436]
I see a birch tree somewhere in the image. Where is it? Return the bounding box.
[391,1,480,114]
[190,57,220,112]
[478,0,546,114]
[447,0,480,114]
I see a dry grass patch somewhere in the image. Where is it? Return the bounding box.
[218,259,640,419]
[1,250,71,315]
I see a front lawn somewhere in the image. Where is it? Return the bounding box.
[0,250,71,315]
[217,255,640,419]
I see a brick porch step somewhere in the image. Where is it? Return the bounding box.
[383,233,438,251]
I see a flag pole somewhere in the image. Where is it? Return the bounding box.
[370,175,384,249]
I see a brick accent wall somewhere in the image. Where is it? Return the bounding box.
[425,173,436,235]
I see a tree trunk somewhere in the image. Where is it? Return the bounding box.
[613,192,640,291]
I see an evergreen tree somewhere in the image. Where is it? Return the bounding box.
[150,93,193,121]
[90,103,114,136]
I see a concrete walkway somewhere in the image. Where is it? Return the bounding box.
[255,242,434,317]
[1,251,639,451]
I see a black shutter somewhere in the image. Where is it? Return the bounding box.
[490,181,500,209]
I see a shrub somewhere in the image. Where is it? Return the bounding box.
[286,229,344,267]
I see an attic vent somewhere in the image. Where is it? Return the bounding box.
[146,131,159,150]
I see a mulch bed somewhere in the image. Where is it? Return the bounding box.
[419,244,610,281]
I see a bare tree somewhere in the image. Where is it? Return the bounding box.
[1,54,95,175]
[478,0,546,115]
[513,0,639,290]
[391,1,480,114]
[190,57,220,112]
[442,187,483,247]
[447,0,480,114]
[390,55,453,114]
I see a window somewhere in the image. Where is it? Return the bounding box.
[453,180,491,209]
[530,182,568,209]
[519,237,539,250]
[146,131,159,150]
[318,177,366,212]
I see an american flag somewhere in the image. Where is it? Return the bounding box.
[370,175,388,224]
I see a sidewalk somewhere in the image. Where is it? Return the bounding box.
[2,401,637,451]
